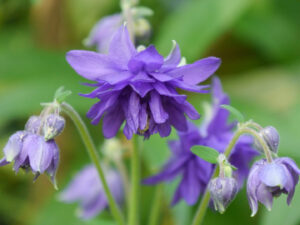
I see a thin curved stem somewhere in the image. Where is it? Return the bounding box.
[128,135,140,225]
[61,103,126,225]
[191,126,272,225]
[148,185,163,225]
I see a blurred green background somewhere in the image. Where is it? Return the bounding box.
[0,0,300,224]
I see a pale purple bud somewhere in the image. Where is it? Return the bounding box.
[254,126,279,154]
[208,177,238,213]
[25,116,42,134]
[43,114,65,140]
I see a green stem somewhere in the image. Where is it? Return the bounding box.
[61,103,126,225]
[191,125,272,225]
[128,135,140,225]
[148,185,163,225]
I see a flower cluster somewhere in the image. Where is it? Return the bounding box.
[0,112,64,187]
[59,164,124,219]
[67,25,221,139]
[143,77,258,205]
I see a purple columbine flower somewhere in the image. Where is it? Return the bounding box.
[66,25,221,139]
[247,157,300,216]
[143,77,258,205]
[59,164,124,220]
[0,115,61,187]
[84,14,123,53]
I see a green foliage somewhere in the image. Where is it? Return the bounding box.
[191,145,219,164]
[154,0,252,60]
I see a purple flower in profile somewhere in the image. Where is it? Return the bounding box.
[0,116,60,187]
[66,26,221,139]
[84,14,123,53]
[247,157,300,216]
[59,165,123,220]
[143,77,258,205]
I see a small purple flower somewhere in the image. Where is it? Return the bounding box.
[1,114,61,186]
[247,157,300,216]
[208,177,238,213]
[67,26,221,139]
[84,14,123,53]
[59,165,124,220]
[143,77,258,205]
[0,131,59,186]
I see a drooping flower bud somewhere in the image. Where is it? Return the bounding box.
[43,114,65,141]
[25,116,42,134]
[254,126,279,154]
[208,177,238,213]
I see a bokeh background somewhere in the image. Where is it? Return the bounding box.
[1,0,300,225]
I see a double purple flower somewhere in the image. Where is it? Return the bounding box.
[67,25,221,139]
[143,77,258,205]
[247,157,300,216]
[59,164,124,219]
[0,114,63,187]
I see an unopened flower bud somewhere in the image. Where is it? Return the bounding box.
[43,114,65,140]
[25,116,42,134]
[208,177,238,213]
[254,126,279,154]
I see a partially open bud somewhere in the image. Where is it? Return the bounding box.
[254,126,279,154]
[43,114,65,141]
[208,177,238,213]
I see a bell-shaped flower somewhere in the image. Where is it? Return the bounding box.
[67,25,221,139]
[247,157,300,216]
[0,115,61,187]
[59,165,124,220]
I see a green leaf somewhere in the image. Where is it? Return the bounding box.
[154,0,251,60]
[221,104,245,122]
[191,145,219,164]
